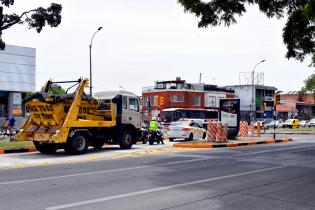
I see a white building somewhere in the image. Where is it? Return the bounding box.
[226,85,276,121]
[0,45,36,117]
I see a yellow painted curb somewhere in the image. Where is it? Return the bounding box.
[174,144,213,149]
[266,140,276,144]
[227,143,238,147]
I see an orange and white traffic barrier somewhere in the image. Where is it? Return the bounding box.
[207,120,212,142]
[238,121,243,136]
[206,120,217,142]
[250,122,255,137]
[257,123,261,137]
[216,122,223,142]
[239,121,248,137]
[210,121,217,142]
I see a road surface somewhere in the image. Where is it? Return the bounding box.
[0,134,315,210]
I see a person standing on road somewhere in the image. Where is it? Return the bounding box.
[9,116,15,130]
[149,116,164,144]
[1,115,15,131]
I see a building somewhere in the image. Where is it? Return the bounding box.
[226,85,277,121]
[0,45,36,118]
[142,77,235,121]
[276,91,315,120]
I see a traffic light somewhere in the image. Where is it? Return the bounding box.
[159,96,164,106]
[263,102,267,111]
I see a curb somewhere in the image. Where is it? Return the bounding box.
[0,147,37,154]
[173,138,293,149]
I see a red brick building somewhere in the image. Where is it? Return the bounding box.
[277,91,315,120]
[142,77,235,122]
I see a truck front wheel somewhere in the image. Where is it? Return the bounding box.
[120,129,133,149]
[65,132,90,155]
[33,142,58,154]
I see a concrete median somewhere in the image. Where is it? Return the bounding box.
[173,138,293,149]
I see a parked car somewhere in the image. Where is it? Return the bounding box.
[278,120,284,128]
[299,120,309,127]
[282,119,300,128]
[308,118,315,127]
[267,120,284,129]
[166,120,207,141]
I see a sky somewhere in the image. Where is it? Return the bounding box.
[3,0,314,95]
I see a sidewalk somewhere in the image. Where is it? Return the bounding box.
[173,136,292,149]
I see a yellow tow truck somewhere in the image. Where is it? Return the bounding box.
[15,78,141,155]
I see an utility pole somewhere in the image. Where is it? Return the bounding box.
[89,26,103,96]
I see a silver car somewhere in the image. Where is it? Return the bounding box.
[308,118,315,127]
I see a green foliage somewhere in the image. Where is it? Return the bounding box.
[48,84,66,95]
[0,0,62,50]
[178,0,315,66]
[301,73,315,95]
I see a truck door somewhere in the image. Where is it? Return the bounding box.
[121,96,141,129]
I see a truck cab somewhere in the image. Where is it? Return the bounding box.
[94,90,141,140]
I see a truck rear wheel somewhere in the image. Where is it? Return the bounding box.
[65,132,90,155]
[120,129,133,149]
[33,141,58,154]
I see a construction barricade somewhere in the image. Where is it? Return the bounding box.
[257,122,261,137]
[239,121,248,137]
[250,122,255,137]
[207,120,212,142]
[207,120,227,142]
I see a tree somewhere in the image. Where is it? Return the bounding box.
[0,0,62,50]
[301,73,315,95]
[48,84,66,95]
[178,0,315,66]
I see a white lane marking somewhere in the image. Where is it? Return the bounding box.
[46,165,286,210]
[236,144,315,157]
[0,158,209,185]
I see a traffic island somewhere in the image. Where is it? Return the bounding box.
[0,141,37,154]
[0,147,37,154]
[173,138,293,149]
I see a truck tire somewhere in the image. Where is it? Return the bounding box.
[119,129,133,149]
[91,141,104,149]
[169,138,174,142]
[65,132,90,155]
[33,141,58,154]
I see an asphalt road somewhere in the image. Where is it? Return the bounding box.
[1,134,315,210]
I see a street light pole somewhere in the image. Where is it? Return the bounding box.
[251,59,266,122]
[89,26,103,97]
